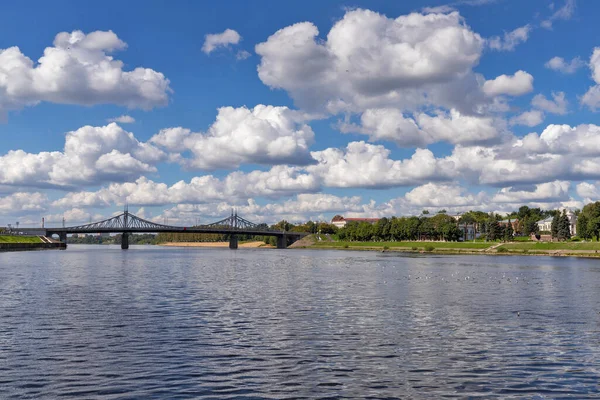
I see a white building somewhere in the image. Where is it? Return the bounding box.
[537,210,577,236]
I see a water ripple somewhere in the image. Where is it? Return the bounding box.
[0,246,599,398]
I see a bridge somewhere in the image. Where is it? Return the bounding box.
[16,210,305,250]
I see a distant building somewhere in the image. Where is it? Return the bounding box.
[536,210,577,235]
[458,224,479,241]
[499,218,519,231]
[331,215,380,228]
[537,216,553,232]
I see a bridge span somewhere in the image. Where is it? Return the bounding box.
[16,210,305,250]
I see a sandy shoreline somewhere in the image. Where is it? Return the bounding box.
[160,241,270,248]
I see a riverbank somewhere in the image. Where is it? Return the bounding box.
[0,235,66,252]
[292,235,600,258]
[160,241,272,248]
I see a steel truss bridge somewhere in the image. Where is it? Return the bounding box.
[17,210,304,249]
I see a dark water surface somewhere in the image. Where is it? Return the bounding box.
[1,245,600,399]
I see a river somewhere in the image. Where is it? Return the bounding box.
[1,245,599,398]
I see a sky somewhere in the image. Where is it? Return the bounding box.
[1,0,600,228]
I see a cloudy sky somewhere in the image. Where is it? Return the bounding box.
[1,0,599,227]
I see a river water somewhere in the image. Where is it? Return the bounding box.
[1,245,600,398]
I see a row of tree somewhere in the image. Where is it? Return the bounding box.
[576,201,600,240]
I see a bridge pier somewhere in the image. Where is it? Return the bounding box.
[276,235,287,249]
[121,232,129,250]
[229,235,238,250]
[58,232,67,244]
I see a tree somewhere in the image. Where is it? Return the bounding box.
[503,219,513,242]
[487,218,501,241]
[577,214,589,239]
[557,210,571,241]
[551,213,560,239]
[422,210,430,215]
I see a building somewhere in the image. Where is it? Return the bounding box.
[536,210,577,235]
[458,224,479,241]
[499,218,519,231]
[331,215,380,228]
[537,216,553,232]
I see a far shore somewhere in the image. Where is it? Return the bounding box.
[160,241,271,248]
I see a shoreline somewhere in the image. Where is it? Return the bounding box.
[295,244,600,258]
[160,241,272,248]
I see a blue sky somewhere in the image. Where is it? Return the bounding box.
[1,0,600,227]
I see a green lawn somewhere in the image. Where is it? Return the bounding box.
[312,241,493,249]
[503,242,600,251]
[0,235,43,243]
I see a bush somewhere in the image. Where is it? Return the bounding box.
[383,246,389,250]
[343,244,349,249]
[571,237,581,242]
[411,246,418,251]
[497,246,508,253]
[522,249,528,253]
[424,245,435,252]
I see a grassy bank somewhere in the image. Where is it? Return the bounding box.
[311,240,492,250]
[501,242,600,251]
[0,235,42,244]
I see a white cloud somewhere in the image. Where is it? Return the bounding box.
[307,141,454,188]
[0,192,48,214]
[531,92,568,115]
[482,70,534,97]
[0,123,164,189]
[576,182,600,200]
[236,50,251,60]
[107,115,135,123]
[404,182,485,207]
[581,48,600,111]
[509,110,544,127]
[202,29,241,54]
[344,108,504,147]
[541,0,576,29]
[492,181,570,203]
[52,165,320,208]
[0,30,170,117]
[150,105,315,170]
[488,25,531,51]
[255,9,485,114]
[545,56,584,74]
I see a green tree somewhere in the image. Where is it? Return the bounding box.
[551,213,560,239]
[557,210,571,241]
[577,214,589,239]
[487,218,501,241]
[503,219,513,242]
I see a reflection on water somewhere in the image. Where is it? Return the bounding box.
[1,245,600,398]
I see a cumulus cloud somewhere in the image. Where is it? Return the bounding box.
[581,48,600,111]
[491,181,570,203]
[52,165,320,208]
[107,115,135,123]
[482,70,534,97]
[256,9,485,114]
[150,105,315,170]
[545,56,584,74]
[348,108,504,147]
[0,192,48,214]
[404,182,485,207]
[202,29,241,54]
[0,30,170,117]
[488,25,531,51]
[509,110,544,127]
[576,182,600,200]
[307,141,454,188]
[0,123,164,189]
[531,92,568,115]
